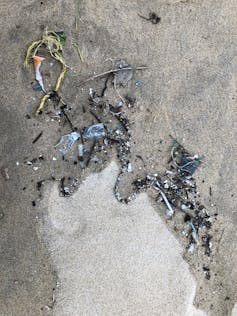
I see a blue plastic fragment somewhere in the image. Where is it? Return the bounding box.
[32,83,43,91]
[135,80,142,86]
[83,123,106,139]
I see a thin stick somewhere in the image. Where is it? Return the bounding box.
[79,66,148,86]
[73,43,84,62]
[114,81,125,104]
[32,131,43,144]
[86,140,96,167]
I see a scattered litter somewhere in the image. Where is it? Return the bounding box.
[55,131,81,156]
[42,305,51,312]
[203,266,211,280]
[125,93,136,107]
[135,80,142,86]
[60,177,78,196]
[202,234,212,256]
[154,181,175,217]
[24,30,67,113]
[113,60,133,87]
[32,83,43,91]
[32,131,43,144]
[170,139,203,177]
[79,65,147,86]
[127,162,133,173]
[189,221,199,243]
[181,204,189,210]
[188,243,195,254]
[78,144,84,161]
[91,156,101,164]
[209,186,212,196]
[138,12,161,24]
[37,180,44,191]
[23,32,213,262]
[32,55,46,92]
[16,162,19,166]
[83,123,106,139]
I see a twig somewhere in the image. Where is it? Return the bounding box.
[100,74,110,97]
[73,42,84,62]
[86,140,96,167]
[32,131,43,144]
[89,110,102,123]
[79,66,148,86]
[138,13,151,21]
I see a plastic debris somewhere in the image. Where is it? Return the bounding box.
[32,55,46,92]
[154,182,175,217]
[24,30,67,113]
[135,80,142,86]
[171,140,203,177]
[60,177,78,196]
[83,123,106,139]
[127,162,133,173]
[32,83,43,91]
[113,60,133,87]
[78,144,84,161]
[188,243,195,254]
[189,221,199,243]
[55,131,81,155]
[179,156,201,175]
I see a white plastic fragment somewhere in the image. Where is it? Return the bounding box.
[127,162,133,173]
[33,55,46,92]
[55,131,81,155]
[188,243,195,254]
[181,204,189,210]
[78,144,83,159]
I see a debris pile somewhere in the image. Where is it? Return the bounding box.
[24,30,67,113]
[131,140,212,253]
[24,31,213,260]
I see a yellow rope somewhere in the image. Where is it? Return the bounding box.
[24,30,67,113]
[36,93,51,114]
[53,52,67,92]
[24,40,42,67]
